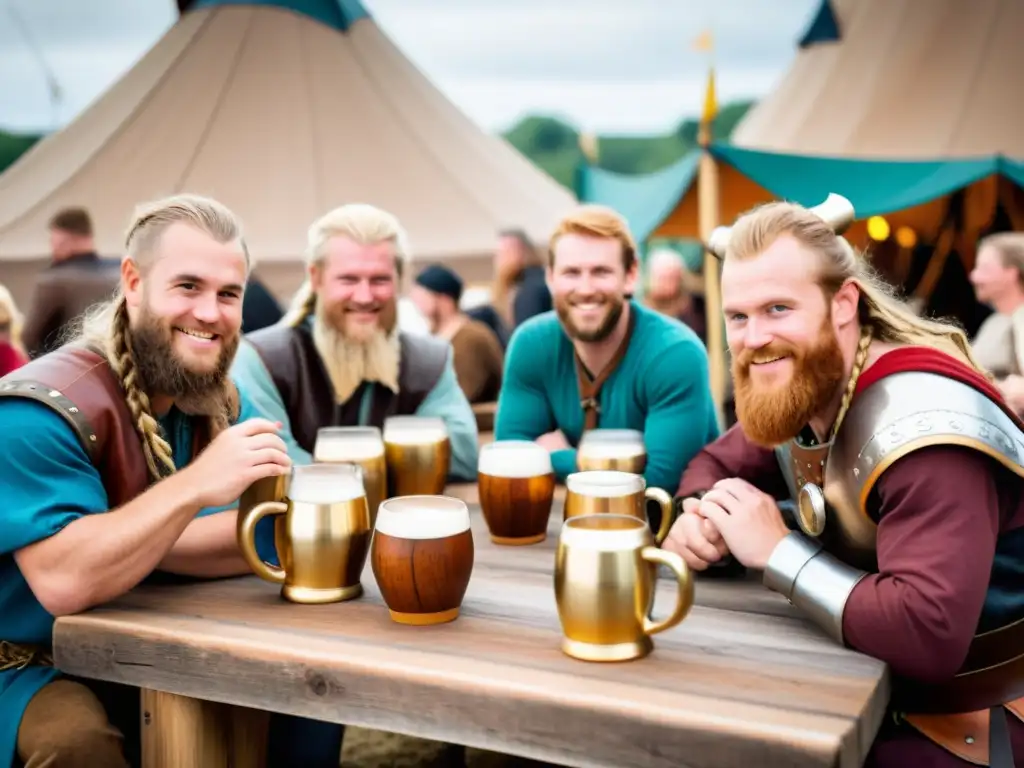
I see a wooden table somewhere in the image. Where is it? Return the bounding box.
[53,488,889,768]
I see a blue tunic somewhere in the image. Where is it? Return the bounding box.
[0,388,269,768]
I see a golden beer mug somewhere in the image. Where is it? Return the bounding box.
[563,470,674,544]
[555,514,693,662]
[315,426,388,527]
[477,440,556,545]
[577,429,647,474]
[238,463,372,604]
[383,416,451,496]
[371,495,475,625]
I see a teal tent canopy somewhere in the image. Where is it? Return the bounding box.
[710,144,1021,218]
[578,143,1024,238]
[182,0,368,31]
[574,152,699,242]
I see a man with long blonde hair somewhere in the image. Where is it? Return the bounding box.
[0,194,292,767]
[665,199,1024,766]
[231,203,478,478]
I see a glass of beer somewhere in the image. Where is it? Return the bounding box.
[577,429,647,474]
[383,416,451,496]
[315,426,388,527]
[477,440,555,545]
[237,463,372,604]
[563,470,674,544]
[371,495,475,625]
[555,513,693,662]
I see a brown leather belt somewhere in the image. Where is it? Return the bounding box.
[0,641,53,671]
[892,616,1024,714]
[904,699,1023,766]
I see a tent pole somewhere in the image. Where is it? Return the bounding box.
[698,125,726,426]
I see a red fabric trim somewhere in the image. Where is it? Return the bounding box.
[856,346,1024,429]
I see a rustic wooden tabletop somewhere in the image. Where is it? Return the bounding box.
[53,486,889,768]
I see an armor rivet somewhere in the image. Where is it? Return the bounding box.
[49,389,60,398]
[69,407,79,414]
[915,418,931,432]
[853,467,860,478]
[949,419,963,431]
[965,736,975,745]
[889,431,901,442]
[979,426,990,438]
[27,384,35,390]
[806,463,812,470]
[89,434,97,442]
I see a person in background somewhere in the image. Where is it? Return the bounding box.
[409,264,504,404]
[643,247,707,344]
[21,207,120,358]
[495,204,720,534]
[0,194,293,768]
[492,227,551,329]
[968,232,1024,413]
[241,273,284,333]
[0,284,28,377]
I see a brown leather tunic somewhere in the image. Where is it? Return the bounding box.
[0,345,150,506]
[245,324,449,454]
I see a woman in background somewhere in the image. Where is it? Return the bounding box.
[0,284,28,377]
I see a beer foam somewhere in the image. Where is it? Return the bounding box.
[566,470,643,498]
[375,496,470,540]
[315,438,385,461]
[578,442,645,460]
[289,465,365,504]
[383,417,448,446]
[478,441,552,477]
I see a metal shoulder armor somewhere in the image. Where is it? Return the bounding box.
[822,370,1024,568]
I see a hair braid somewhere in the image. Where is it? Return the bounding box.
[281,279,318,328]
[108,299,176,480]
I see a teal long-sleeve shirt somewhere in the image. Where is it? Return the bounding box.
[494,302,720,492]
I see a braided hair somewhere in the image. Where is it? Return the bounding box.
[76,193,246,482]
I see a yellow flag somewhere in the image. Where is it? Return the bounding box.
[701,67,718,124]
[692,29,714,53]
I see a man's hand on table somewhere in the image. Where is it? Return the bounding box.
[662,496,731,571]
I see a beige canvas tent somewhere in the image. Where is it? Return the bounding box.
[0,0,575,306]
[731,0,1024,157]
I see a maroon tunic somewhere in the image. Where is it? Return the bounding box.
[677,356,1024,766]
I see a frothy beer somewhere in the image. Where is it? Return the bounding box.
[577,429,647,474]
[383,416,451,496]
[477,440,555,545]
[563,469,675,545]
[315,427,388,526]
[371,495,474,625]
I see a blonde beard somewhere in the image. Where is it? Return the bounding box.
[312,305,401,404]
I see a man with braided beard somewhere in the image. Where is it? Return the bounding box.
[232,202,478,480]
[0,195,293,768]
[664,200,1024,766]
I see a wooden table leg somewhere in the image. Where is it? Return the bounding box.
[141,689,269,768]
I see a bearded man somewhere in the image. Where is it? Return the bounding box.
[494,204,719,522]
[665,199,1024,767]
[0,194,293,768]
[231,203,478,480]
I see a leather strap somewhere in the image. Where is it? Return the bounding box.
[903,697,1024,766]
[574,310,636,431]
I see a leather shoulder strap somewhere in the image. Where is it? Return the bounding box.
[396,332,449,409]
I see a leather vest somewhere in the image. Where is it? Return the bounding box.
[245,324,449,454]
[0,345,150,507]
[775,371,1024,714]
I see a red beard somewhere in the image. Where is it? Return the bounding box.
[732,320,845,447]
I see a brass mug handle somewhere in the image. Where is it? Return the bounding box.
[644,487,674,545]
[238,501,288,585]
[640,546,694,637]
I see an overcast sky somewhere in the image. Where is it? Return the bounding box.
[0,0,818,135]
